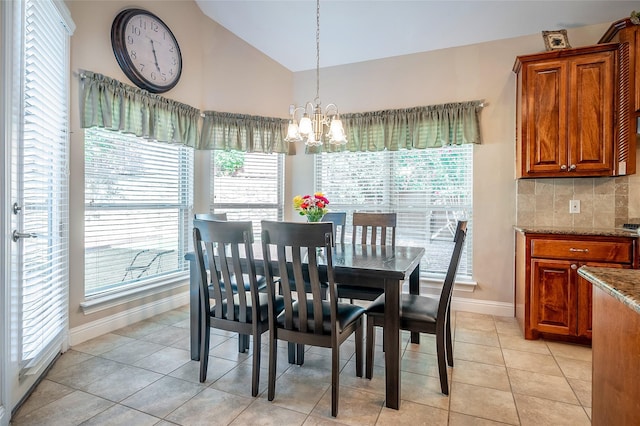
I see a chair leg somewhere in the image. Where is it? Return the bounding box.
[268,330,277,401]
[445,311,454,367]
[436,328,449,395]
[331,345,339,417]
[288,342,296,364]
[296,343,305,366]
[355,320,363,378]
[365,316,375,379]
[251,332,261,397]
[239,334,249,353]
[199,324,210,383]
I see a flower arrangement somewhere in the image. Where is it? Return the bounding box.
[293,192,329,222]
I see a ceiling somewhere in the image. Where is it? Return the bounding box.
[195,0,638,72]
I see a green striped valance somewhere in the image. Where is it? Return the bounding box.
[79,70,200,147]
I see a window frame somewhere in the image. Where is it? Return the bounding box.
[208,149,285,238]
[82,127,194,311]
[315,145,473,281]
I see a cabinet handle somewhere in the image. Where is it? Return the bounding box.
[569,248,589,253]
[560,165,567,170]
[571,264,578,270]
[569,164,576,171]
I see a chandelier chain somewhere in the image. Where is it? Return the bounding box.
[315,0,320,103]
[284,0,347,145]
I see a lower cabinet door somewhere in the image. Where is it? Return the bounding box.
[576,274,593,339]
[531,259,577,336]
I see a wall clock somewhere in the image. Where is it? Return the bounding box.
[111,8,182,93]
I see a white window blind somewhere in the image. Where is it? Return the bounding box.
[84,128,193,296]
[18,0,70,372]
[316,145,473,278]
[209,150,284,237]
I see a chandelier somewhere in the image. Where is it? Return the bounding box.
[284,0,347,146]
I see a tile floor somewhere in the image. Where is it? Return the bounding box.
[11,307,592,425]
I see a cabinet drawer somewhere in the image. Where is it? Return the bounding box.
[531,238,633,263]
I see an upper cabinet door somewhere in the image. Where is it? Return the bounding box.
[567,51,614,174]
[514,44,629,178]
[523,59,569,175]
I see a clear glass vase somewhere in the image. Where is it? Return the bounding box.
[306,212,324,222]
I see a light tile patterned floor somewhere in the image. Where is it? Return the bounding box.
[10,308,592,425]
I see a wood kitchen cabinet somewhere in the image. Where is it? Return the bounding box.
[601,18,640,113]
[513,43,633,178]
[515,231,636,344]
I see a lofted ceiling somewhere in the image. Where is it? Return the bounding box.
[195,0,638,72]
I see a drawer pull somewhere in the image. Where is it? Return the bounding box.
[569,248,589,253]
[571,264,578,270]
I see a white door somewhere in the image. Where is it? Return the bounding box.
[1,0,73,422]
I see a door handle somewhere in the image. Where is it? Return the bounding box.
[12,230,37,242]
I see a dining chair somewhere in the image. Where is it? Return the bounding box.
[194,212,228,221]
[193,219,284,395]
[194,212,266,352]
[322,212,346,245]
[365,220,467,395]
[274,212,347,364]
[261,220,365,417]
[338,212,397,302]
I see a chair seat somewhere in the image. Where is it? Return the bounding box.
[277,299,365,333]
[212,293,285,323]
[367,293,439,324]
[210,274,267,293]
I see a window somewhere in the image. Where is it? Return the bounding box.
[209,150,284,237]
[316,145,473,279]
[84,128,193,296]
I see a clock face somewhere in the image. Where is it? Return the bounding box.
[111,9,182,93]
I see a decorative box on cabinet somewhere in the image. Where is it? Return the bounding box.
[514,231,636,344]
[513,43,634,178]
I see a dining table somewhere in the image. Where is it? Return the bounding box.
[185,242,425,410]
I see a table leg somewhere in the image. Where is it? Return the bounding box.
[384,278,401,410]
[409,265,420,344]
[189,257,200,361]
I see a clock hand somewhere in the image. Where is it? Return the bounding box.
[150,39,161,72]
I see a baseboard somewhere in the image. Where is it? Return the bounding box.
[451,296,514,317]
[68,291,189,346]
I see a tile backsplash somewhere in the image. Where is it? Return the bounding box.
[516,176,640,228]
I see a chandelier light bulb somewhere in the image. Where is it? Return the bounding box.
[298,115,313,136]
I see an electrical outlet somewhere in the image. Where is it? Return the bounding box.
[570,199,580,214]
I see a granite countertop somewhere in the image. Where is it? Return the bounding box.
[578,266,640,315]
[514,225,639,238]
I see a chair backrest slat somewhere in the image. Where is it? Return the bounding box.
[262,221,335,335]
[438,220,467,320]
[352,212,397,247]
[193,219,258,324]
